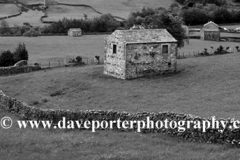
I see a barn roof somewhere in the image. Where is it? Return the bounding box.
[202,21,220,31]
[108,29,177,44]
[203,21,219,27]
[68,28,82,31]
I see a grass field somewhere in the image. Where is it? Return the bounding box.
[4,10,45,27]
[55,0,175,19]
[18,0,44,5]
[0,35,106,63]
[0,35,239,63]
[1,0,240,26]
[0,0,175,26]
[0,4,20,17]
[1,108,240,160]
[1,52,240,119]
[221,24,240,29]
[45,5,101,21]
[1,39,240,159]
[179,38,240,55]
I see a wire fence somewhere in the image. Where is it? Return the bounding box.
[177,48,239,59]
[27,48,240,69]
[28,56,105,69]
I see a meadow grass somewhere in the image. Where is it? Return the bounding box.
[45,5,101,21]
[0,35,107,62]
[1,108,240,160]
[0,4,20,17]
[3,10,45,27]
[0,0,175,26]
[1,48,240,159]
[1,37,240,159]
[54,0,175,19]
[0,36,239,63]
[1,51,240,119]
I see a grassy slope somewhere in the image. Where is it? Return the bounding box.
[1,109,239,160]
[45,5,101,21]
[0,35,106,62]
[0,39,240,119]
[0,36,239,64]
[0,4,20,17]
[54,0,175,19]
[5,10,45,27]
[18,0,44,5]
[1,39,240,159]
[1,0,175,26]
[1,0,239,26]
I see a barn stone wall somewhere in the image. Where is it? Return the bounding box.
[68,30,82,37]
[200,22,220,41]
[125,43,177,79]
[201,30,220,41]
[104,39,126,79]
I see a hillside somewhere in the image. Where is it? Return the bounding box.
[0,0,174,26]
[54,0,175,19]
[0,0,239,27]
[0,4,20,17]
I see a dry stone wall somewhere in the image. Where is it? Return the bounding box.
[0,90,240,147]
[0,66,41,76]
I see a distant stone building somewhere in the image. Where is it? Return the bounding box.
[182,25,189,37]
[68,28,82,37]
[200,21,220,41]
[130,25,145,30]
[104,29,178,79]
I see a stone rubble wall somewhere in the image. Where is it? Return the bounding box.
[0,90,240,147]
[0,66,41,76]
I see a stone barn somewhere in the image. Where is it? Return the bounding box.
[68,28,82,37]
[200,21,220,41]
[182,25,189,37]
[104,29,178,80]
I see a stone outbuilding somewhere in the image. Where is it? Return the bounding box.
[104,29,178,80]
[182,25,189,37]
[200,21,220,41]
[68,28,82,37]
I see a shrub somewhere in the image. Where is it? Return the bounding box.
[76,56,83,64]
[126,8,186,48]
[214,45,228,54]
[23,29,39,37]
[0,50,15,67]
[200,48,209,56]
[13,43,28,63]
[236,46,240,52]
[0,20,11,35]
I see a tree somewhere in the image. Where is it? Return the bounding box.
[126,8,186,48]
[180,7,209,25]
[169,3,181,15]
[0,50,14,67]
[0,20,10,35]
[13,43,28,63]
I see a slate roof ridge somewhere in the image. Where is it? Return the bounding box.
[108,29,177,43]
[203,21,219,27]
